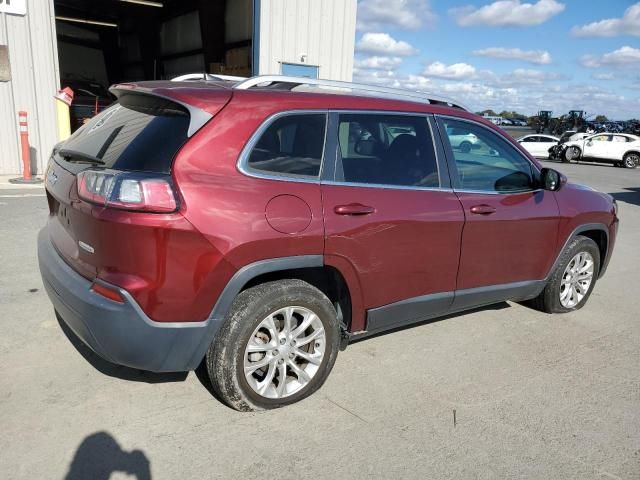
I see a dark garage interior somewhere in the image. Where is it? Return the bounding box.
[54,0,254,126]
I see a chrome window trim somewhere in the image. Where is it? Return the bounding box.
[321,180,453,193]
[237,109,445,189]
[237,109,329,184]
[453,188,544,196]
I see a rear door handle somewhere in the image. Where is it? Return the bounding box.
[470,204,496,215]
[334,203,376,216]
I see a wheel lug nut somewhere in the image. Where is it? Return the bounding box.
[278,358,284,365]
[280,338,286,345]
[289,352,295,359]
[272,350,278,356]
[290,340,296,346]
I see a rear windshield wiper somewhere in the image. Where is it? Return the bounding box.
[58,149,105,165]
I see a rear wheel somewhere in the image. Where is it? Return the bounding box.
[206,279,340,411]
[460,141,472,153]
[623,152,639,169]
[529,236,600,313]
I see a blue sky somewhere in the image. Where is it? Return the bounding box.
[353,0,640,119]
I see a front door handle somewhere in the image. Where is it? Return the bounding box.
[334,203,376,216]
[470,204,496,215]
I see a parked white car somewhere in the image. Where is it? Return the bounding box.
[446,126,480,152]
[517,134,559,159]
[564,133,640,168]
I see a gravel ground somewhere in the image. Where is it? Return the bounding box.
[0,160,638,479]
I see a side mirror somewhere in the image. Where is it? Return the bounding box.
[540,168,562,191]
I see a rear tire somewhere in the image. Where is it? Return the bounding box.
[460,141,472,153]
[206,279,340,411]
[529,236,600,314]
[623,153,639,169]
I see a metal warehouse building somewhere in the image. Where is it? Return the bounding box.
[0,0,356,176]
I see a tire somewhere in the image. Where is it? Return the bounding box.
[565,146,580,162]
[529,236,600,314]
[206,279,340,411]
[623,152,639,169]
[460,141,472,153]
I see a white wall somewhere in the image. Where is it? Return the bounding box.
[257,0,356,81]
[0,0,60,175]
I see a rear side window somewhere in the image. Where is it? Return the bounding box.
[337,114,439,188]
[246,113,327,178]
[58,93,190,173]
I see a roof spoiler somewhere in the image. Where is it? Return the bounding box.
[109,84,213,137]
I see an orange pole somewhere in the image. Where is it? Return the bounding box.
[18,111,31,181]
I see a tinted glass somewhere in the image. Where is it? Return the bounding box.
[441,118,534,193]
[58,93,190,173]
[247,114,326,177]
[337,114,439,187]
[520,136,537,143]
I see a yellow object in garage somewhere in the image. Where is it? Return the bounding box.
[55,100,71,141]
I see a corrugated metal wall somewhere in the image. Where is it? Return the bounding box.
[258,0,356,81]
[0,0,60,175]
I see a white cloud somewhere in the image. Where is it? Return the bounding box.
[473,47,552,64]
[592,73,615,81]
[451,0,565,27]
[572,3,640,37]
[357,0,437,31]
[355,33,418,56]
[423,61,477,80]
[354,56,403,70]
[490,68,566,86]
[581,46,640,68]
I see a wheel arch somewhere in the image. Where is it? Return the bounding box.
[548,224,609,281]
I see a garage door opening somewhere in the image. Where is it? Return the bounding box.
[54,0,254,129]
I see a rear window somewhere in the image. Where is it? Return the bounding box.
[57,93,190,173]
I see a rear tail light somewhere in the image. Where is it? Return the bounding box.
[77,169,178,213]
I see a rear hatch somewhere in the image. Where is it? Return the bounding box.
[45,86,230,280]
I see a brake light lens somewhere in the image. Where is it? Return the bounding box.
[77,170,177,213]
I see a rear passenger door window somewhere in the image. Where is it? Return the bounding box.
[246,113,327,178]
[439,118,534,193]
[336,114,440,188]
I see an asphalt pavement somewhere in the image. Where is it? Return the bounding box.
[0,161,638,479]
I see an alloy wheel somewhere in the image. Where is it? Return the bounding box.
[624,154,639,168]
[559,252,594,308]
[243,306,326,399]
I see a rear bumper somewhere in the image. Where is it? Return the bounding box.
[38,228,211,372]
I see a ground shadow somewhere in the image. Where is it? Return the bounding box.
[609,187,640,207]
[56,312,188,384]
[65,431,151,480]
[350,301,512,344]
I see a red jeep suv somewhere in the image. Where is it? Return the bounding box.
[38,76,618,411]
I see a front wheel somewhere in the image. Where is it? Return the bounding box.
[529,236,600,314]
[565,146,581,162]
[206,279,340,411]
[623,153,639,169]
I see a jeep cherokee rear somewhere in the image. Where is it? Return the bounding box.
[39,76,618,411]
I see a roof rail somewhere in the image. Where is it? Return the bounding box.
[172,73,248,82]
[233,75,469,111]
